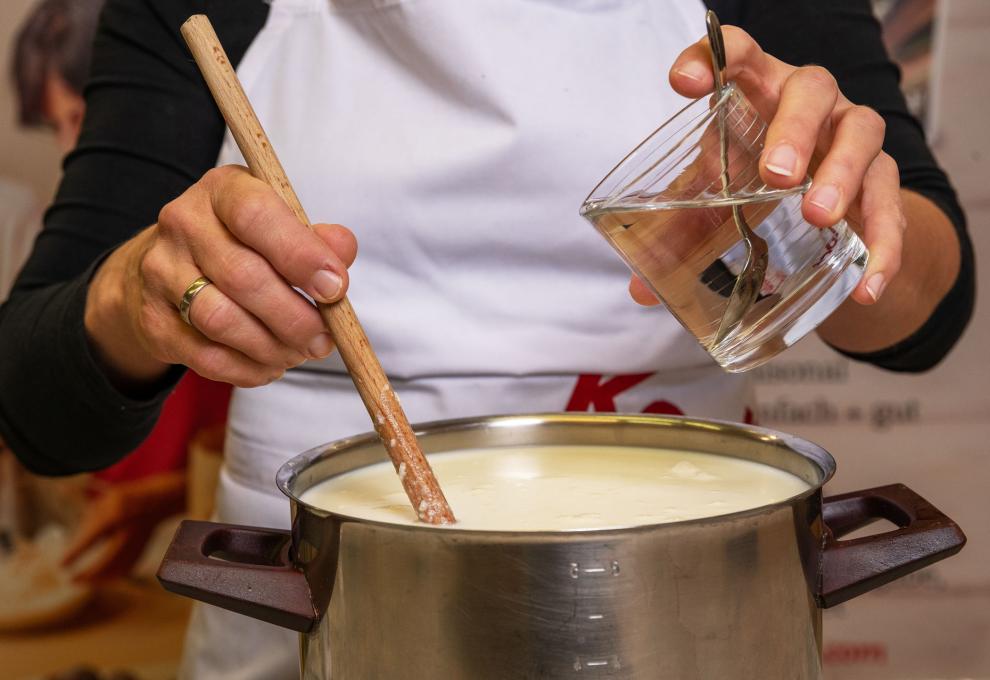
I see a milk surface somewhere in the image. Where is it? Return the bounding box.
[299,446,810,531]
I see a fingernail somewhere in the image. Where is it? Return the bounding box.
[308,333,335,358]
[311,269,342,302]
[764,144,798,177]
[809,184,841,213]
[675,63,708,82]
[865,272,886,302]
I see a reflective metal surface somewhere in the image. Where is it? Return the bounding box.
[707,9,771,346]
[277,414,833,679]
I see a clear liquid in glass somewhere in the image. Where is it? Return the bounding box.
[581,190,868,372]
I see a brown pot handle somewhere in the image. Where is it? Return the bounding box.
[817,483,966,608]
[157,520,318,632]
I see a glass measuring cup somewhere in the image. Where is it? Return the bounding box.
[581,84,868,372]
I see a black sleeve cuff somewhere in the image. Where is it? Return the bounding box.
[830,204,975,373]
[0,261,184,476]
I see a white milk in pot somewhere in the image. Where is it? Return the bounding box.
[300,446,810,530]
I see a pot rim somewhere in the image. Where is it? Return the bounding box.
[275,412,836,537]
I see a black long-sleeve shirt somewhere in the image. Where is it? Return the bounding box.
[0,0,974,475]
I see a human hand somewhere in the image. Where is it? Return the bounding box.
[84,165,358,389]
[630,26,902,309]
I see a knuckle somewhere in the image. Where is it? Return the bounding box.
[721,26,764,70]
[740,37,762,64]
[254,340,301,371]
[203,164,239,188]
[828,152,860,177]
[157,197,204,242]
[281,305,320,344]
[851,105,886,136]
[156,199,186,235]
[774,116,818,156]
[876,151,900,178]
[138,247,168,288]
[286,238,334,279]
[201,166,223,187]
[193,345,232,382]
[228,192,274,237]
[723,25,754,51]
[281,237,317,269]
[196,294,237,340]
[799,65,837,92]
[282,350,307,370]
[221,251,271,296]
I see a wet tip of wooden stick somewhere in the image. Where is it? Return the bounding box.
[419,504,457,526]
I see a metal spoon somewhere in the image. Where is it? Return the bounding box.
[706,10,769,347]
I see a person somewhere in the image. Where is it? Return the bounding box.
[0,0,91,549]
[11,0,96,153]
[0,0,973,677]
[8,0,232,583]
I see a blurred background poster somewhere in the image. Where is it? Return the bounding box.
[755,1,990,678]
[0,0,987,679]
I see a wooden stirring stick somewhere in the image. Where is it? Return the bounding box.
[181,15,455,525]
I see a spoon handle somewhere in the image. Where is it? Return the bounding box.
[706,10,728,94]
[705,10,770,347]
[706,11,732,199]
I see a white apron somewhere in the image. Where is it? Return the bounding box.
[179,0,741,677]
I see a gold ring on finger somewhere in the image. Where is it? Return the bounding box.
[178,276,213,327]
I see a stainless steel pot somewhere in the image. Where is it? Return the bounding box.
[158,414,965,679]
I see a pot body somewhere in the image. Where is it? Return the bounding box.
[298,500,822,679]
[288,414,829,679]
[158,414,965,680]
